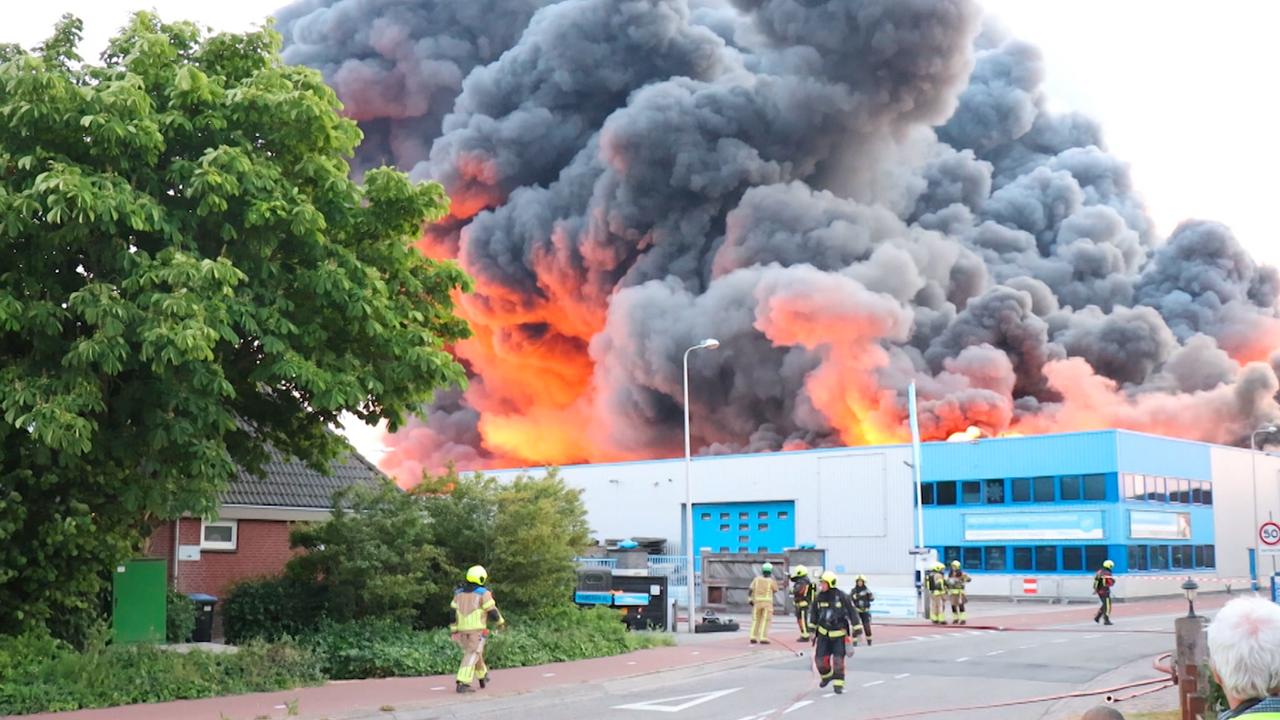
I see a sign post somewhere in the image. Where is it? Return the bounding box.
[1260,521,1280,556]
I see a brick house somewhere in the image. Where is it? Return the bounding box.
[145,446,384,602]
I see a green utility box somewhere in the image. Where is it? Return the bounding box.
[112,558,167,644]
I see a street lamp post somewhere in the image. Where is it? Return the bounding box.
[1250,424,1277,590]
[1181,576,1199,618]
[683,338,720,634]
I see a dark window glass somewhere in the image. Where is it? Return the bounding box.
[1012,478,1032,502]
[985,479,1005,504]
[1062,546,1084,571]
[963,547,983,570]
[1203,485,1213,506]
[1060,476,1082,501]
[985,546,1007,571]
[1194,545,1206,568]
[1180,480,1193,504]
[922,483,935,505]
[1172,545,1192,569]
[936,481,957,506]
[1083,474,1107,501]
[944,547,961,566]
[961,481,982,504]
[1035,546,1058,572]
[1085,546,1109,570]
[1128,544,1148,571]
[1034,477,1055,502]
[1148,477,1165,502]
[1168,479,1183,504]
[1013,547,1033,571]
[1191,483,1203,505]
[1203,545,1216,568]
[1150,545,1169,570]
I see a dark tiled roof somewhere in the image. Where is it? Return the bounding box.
[220,445,386,509]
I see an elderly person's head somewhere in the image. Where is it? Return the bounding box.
[1080,706,1125,720]
[1207,596,1280,709]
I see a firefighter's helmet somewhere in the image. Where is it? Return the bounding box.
[820,571,838,587]
[792,565,809,578]
[855,575,867,583]
[951,560,961,568]
[761,562,773,576]
[934,562,945,571]
[466,565,488,585]
[1102,560,1115,569]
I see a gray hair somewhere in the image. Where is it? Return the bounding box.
[1080,706,1125,720]
[1207,596,1280,701]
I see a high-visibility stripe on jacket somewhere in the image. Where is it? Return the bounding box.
[451,586,501,632]
[750,576,778,604]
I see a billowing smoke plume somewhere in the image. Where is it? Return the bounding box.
[276,0,1280,479]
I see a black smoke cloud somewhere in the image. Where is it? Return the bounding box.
[274,0,1280,471]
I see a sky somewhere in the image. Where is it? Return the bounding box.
[5,0,1279,463]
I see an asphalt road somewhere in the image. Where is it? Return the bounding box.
[421,608,1189,720]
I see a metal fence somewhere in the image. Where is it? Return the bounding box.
[574,555,701,611]
[574,557,617,570]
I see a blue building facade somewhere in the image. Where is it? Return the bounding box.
[920,430,1217,575]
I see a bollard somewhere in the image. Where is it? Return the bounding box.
[1174,615,1209,720]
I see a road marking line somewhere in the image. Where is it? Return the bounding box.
[628,661,638,665]
[543,672,556,677]
[691,651,701,655]
[894,673,911,679]
[1018,645,1037,649]
[930,634,944,639]
[823,693,836,698]
[430,686,445,691]
[783,701,814,714]
[986,650,1004,656]
[967,631,983,636]
[613,687,743,713]
[864,681,885,687]
[911,636,926,641]
[1083,634,1100,639]
[955,657,970,662]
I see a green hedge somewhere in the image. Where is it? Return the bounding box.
[222,577,326,644]
[166,590,196,644]
[0,632,324,716]
[303,607,673,680]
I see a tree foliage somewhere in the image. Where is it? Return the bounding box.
[0,14,470,639]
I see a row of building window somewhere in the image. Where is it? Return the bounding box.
[1120,474,1213,506]
[921,474,1108,506]
[937,543,1216,573]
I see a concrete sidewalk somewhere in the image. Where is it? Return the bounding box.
[21,594,1232,720]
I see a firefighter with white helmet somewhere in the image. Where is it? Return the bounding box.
[1093,559,1116,625]
[748,562,779,644]
[809,571,863,694]
[451,565,504,693]
[946,560,972,625]
[790,565,816,642]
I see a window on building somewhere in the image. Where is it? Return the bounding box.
[1035,546,1058,572]
[1122,474,1135,500]
[739,524,750,531]
[702,512,712,520]
[1128,544,1149,571]
[1202,484,1213,506]
[759,511,769,519]
[1083,474,1107,501]
[984,479,1005,504]
[719,524,730,532]
[1060,476,1082,501]
[1012,547,1033,571]
[1168,479,1183,504]
[1202,545,1216,568]
[720,513,730,520]
[936,481,958,506]
[200,520,238,551]
[739,535,750,544]
[961,481,982,504]
[1033,477,1055,502]
[921,483,935,505]
[1194,545,1207,568]
[1012,478,1032,502]
[963,547,983,570]
[1191,482,1203,505]
[1062,546,1084,571]
[1150,545,1169,570]
[1147,477,1166,502]
[720,546,730,552]
[740,512,749,520]
[1172,545,1192,569]
[985,546,1007,571]
[944,547,962,566]
[758,546,770,553]
[1132,475,1147,501]
[758,523,769,532]
[1085,546,1109,570]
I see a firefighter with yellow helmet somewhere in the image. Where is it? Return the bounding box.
[790,565,816,641]
[809,571,862,694]
[1093,559,1116,625]
[748,562,779,644]
[451,565,505,693]
[925,562,948,624]
[850,575,875,645]
[946,560,972,624]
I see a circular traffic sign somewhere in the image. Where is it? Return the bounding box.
[1261,521,1280,547]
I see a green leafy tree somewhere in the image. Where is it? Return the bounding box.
[0,14,470,640]
[286,483,448,626]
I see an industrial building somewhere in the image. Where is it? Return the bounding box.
[487,429,1280,601]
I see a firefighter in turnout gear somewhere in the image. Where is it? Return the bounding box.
[451,565,505,693]
[926,562,948,624]
[1093,560,1116,625]
[748,562,779,644]
[790,565,816,642]
[809,571,863,694]
[946,560,972,624]
[850,576,875,646]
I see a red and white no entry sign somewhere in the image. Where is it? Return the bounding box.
[1260,521,1280,547]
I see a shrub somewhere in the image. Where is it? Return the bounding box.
[0,631,323,716]
[302,606,672,680]
[221,577,323,644]
[166,590,196,644]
